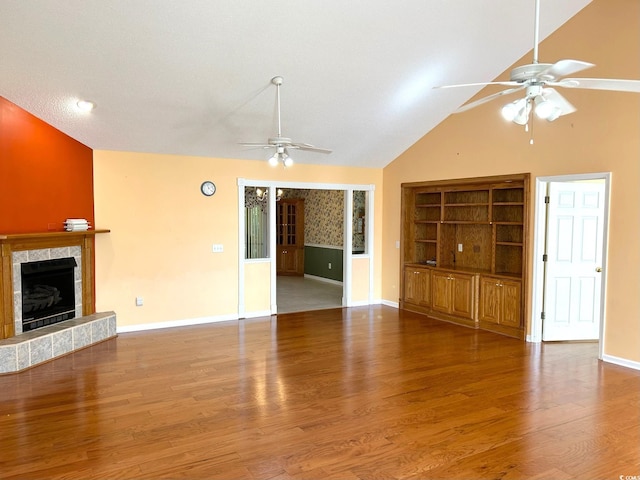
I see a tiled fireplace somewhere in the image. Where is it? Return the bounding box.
[0,230,115,374]
[12,245,83,335]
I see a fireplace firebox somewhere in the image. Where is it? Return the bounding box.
[21,257,77,332]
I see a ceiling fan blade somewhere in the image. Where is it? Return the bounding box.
[239,142,273,149]
[435,81,520,90]
[554,78,640,93]
[291,143,332,154]
[455,85,526,113]
[541,88,576,116]
[538,59,594,80]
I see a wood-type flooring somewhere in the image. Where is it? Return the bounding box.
[0,305,638,479]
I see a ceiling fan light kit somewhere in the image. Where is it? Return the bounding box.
[436,0,640,138]
[534,94,561,121]
[501,98,530,125]
[240,76,331,167]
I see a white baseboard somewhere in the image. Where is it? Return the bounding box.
[601,354,640,371]
[381,299,399,309]
[243,310,273,319]
[349,300,371,307]
[117,314,238,333]
[303,274,343,286]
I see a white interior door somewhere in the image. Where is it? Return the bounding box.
[543,181,605,341]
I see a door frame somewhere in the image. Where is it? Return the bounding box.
[237,178,375,317]
[530,172,611,359]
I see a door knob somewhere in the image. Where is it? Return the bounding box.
[595,267,602,272]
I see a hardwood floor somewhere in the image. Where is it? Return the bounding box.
[0,306,638,479]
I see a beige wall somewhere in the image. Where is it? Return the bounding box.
[244,261,271,314]
[382,0,640,362]
[351,257,371,304]
[93,151,382,328]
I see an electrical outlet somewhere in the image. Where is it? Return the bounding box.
[135,296,144,306]
[458,243,463,252]
[328,263,332,269]
[212,244,224,253]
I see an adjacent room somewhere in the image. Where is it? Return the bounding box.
[0,0,638,478]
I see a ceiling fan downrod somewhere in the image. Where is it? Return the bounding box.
[272,76,284,139]
[532,0,541,64]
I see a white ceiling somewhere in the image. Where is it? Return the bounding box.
[0,0,592,168]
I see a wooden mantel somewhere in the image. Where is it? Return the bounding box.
[0,229,110,339]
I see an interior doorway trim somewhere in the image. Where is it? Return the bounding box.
[237,178,375,317]
[530,172,611,360]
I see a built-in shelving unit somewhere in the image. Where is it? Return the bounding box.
[400,173,529,339]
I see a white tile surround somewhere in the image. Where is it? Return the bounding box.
[12,246,83,335]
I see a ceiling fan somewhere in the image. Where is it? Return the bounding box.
[436,0,640,130]
[240,76,331,167]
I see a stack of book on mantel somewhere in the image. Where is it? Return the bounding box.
[64,218,92,232]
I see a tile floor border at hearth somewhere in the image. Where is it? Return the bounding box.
[0,312,117,374]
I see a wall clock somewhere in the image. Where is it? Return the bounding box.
[200,181,216,197]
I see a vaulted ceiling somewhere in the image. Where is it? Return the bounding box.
[0,0,592,168]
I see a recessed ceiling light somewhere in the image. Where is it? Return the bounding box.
[76,100,95,112]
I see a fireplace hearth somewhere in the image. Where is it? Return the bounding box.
[21,257,77,332]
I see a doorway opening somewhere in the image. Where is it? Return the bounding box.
[238,179,374,318]
[531,173,610,359]
[274,188,344,314]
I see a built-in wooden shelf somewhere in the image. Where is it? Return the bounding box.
[0,229,110,240]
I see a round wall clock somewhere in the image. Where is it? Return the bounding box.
[200,181,216,196]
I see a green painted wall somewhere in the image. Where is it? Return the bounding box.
[304,246,343,282]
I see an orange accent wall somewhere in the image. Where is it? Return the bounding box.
[0,96,94,233]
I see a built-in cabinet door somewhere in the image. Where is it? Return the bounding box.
[431,271,474,319]
[451,273,474,320]
[431,271,451,313]
[479,277,501,324]
[404,267,430,306]
[500,279,521,327]
[479,276,521,327]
